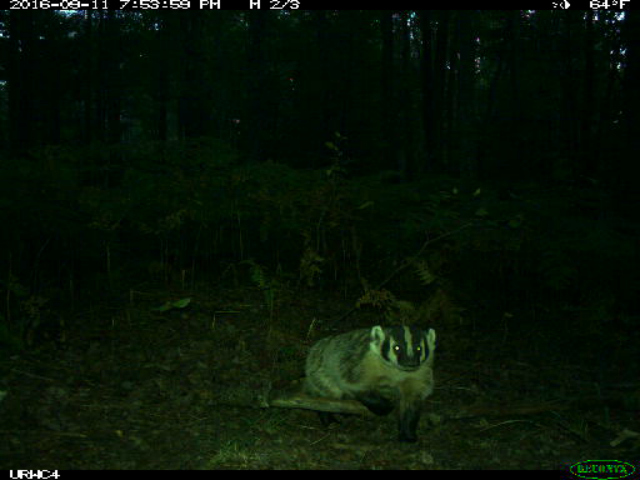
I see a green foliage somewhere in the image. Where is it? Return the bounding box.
[0,273,58,351]
[244,259,280,320]
[2,10,638,362]
[413,260,437,286]
[151,297,192,313]
[299,246,324,288]
[1,137,638,340]
[356,288,399,316]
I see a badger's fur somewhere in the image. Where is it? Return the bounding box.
[304,325,436,443]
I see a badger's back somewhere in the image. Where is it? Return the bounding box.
[304,326,435,404]
[304,329,370,399]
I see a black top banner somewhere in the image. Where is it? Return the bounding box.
[2,0,636,10]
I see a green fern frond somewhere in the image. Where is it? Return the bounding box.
[414,260,436,286]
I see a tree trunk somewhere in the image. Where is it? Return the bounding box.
[8,11,36,157]
[620,11,640,210]
[433,10,450,169]
[245,10,269,162]
[581,10,596,178]
[381,10,395,170]
[456,11,476,178]
[419,10,434,174]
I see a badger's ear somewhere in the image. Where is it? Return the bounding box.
[426,328,436,351]
[370,325,386,347]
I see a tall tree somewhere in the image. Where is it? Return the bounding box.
[507,11,522,171]
[314,10,331,156]
[245,10,269,162]
[581,10,596,178]
[380,10,395,170]
[456,10,476,178]
[398,10,416,179]
[419,10,434,173]
[433,11,450,168]
[179,12,209,139]
[620,10,640,209]
[83,11,94,145]
[8,11,36,157]
[561,12,581,177]
[154,14,172,143]
[338,11,356,147]
[40,12,63,146]
[105,11,122,146]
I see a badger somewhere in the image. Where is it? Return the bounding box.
[304,325,436,443]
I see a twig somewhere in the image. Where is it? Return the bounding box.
[9,368,56,383]
[327,221,475,328]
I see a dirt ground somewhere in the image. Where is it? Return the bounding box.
[1,286,638,469]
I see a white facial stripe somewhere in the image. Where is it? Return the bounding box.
[403,326,412,359]
[374,326,433,368]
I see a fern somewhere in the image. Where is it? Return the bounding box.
[244,260,278,320]
[299,247,324,288]
[413,260,437,286]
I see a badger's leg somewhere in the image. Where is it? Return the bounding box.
[356,391,395,416]
[397,396,422,443]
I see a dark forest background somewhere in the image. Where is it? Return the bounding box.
[0,9,639,353]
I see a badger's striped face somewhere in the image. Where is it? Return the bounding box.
[370,326,436,371]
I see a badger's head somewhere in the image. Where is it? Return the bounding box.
[370,326,436,371]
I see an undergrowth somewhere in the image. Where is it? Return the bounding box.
[0,140,637,350]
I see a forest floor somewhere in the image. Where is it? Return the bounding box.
[1,284,639,470]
